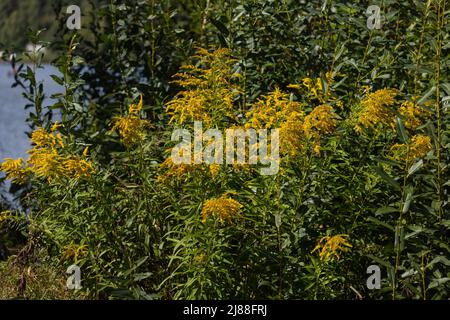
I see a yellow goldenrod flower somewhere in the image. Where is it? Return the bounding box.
[355,88,398,133]
[399,99,431,131]
[246,88,306,157]
[287,84,301,90]
[63,158,96,179]
[51,122,61,132]
[128,94,144,114]
[312,234,353,261]
[157,157,197,182]
[26,127,95,181]
[303,105,337,154]
[325,71,334,85]
[110,95,151,146]
[31,127,52,147]
[390,134,432,163]
[201,193,243,224]
[303,77,313,89]
[166,47,241,127]
[62,241,89,263]
[291,72,336,104]
[1,158,28,184]
[30,126,65,149]
[209,164,220,178]
[27,147,64,180]
[303,105,337,137]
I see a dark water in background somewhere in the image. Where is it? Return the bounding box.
[0,63,61,199]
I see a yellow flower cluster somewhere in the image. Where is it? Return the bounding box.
[245,88,305,156]
[1,158,28,184]
[62,241,89,263]
[1,124,95,184]
[201,193,243,224]
[166,47,241,127]
[245,88,303,129]
[303,104,337,154]
[157,157,197,182]
[245,88,337,156]
[157,147,221,182]
[312,234,353,261]
[110,95,151,146]
[209,164,220,178]
[29,127,94,181]
[390,135,432,163]
[355,88,399,133]
[289,71,335,104]
[399,98,431,131]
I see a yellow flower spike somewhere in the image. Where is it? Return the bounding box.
[56,133,65,148]
[31,127,53,147]
[287,84,301,90]
[51,122,61,132]
[390,134,432,163]
[209,164,220,178]
[201,194,243,224]
[63,158,96,179]
[1,158,28,184]
[110,95,151,146]
[246,89,306,157]
[312,234,352,261]
[25,127,95,181]
[303,77,312,89]
[354,88,398,133]
[62,242,89,263]
[303,105,337,137]
[316,78,323,91]
[128,94,143,115]
[398,99,431,131]
[82,147,89,157]
[325,71,334,85]
[165,47,241,126]
[157,157,197,182]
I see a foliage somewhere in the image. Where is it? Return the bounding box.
[1,0,449,300]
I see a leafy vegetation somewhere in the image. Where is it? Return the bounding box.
[0,0,449,300]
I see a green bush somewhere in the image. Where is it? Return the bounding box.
[1,0,449,300]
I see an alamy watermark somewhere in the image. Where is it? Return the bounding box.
[367,5,382,30]
[66,5,81,30]
[66,264,82,290]
[171,121,280,175]
[366,265,381,289]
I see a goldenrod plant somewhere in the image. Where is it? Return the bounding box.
[0,0,449,300]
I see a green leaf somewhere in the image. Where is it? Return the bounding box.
[428,278,450,289]
[133,272,152,281]
[374,166,401,190]
[375,206,398,215]
[407,160,423,177]
[367,254,393,270]
[417,85,436,104]
[396,116,409,143]
[402,191,413,214]
[367,216,395,232]
[50,74,64,86]
[274,214,282,228]
[210,18,229,36]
